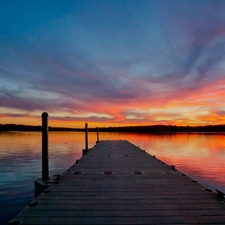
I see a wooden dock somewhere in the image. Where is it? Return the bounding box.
[9,140,225,224]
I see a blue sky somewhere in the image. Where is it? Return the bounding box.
[1,0,225,127]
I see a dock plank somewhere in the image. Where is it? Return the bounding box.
[9,140,225,225]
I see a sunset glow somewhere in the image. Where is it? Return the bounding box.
[1,1,225,128]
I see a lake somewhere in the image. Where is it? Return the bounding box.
[1,131,225,225]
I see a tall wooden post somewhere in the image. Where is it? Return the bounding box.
[42,112,49,181]
[85,123,88,151]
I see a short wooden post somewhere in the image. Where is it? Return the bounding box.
[96,127,99,144]
[42,112,49,181]
[85,123,88,151]
[82,123,89,156]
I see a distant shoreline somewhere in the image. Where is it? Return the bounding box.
[1,124,225,133]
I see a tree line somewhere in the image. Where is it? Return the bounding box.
[1,124,225,133]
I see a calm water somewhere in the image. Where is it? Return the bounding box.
[1,132,225,224]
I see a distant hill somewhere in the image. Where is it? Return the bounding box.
[1,124,225,133]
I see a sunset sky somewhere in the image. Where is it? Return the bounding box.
[1,0,225,128]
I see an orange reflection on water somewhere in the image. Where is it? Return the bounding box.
[121,132,225,192]
[48,131,98,150]
[0,132,41,158]
[1,132,225,193]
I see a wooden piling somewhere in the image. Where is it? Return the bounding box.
[85,123,88,151]
[42,112,49,181]
[96,127,99,144]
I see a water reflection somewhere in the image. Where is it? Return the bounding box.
[122,133,225,193]
[0,132,87,225]
[1,132,225,225]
